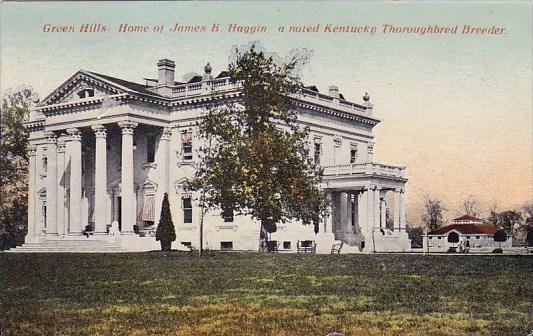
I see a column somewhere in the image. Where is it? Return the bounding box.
[380,199,387,229]
[373,187,381,229]
[366,186,375,229]
[399,189,406,231]
[357,190,367,231]
[161,127,172,193]
[118,121,138,234]
[56,137,66,236]
[92,125,108,234]
[352,192,359,232]
[393,189,400,231]
[67,128,82,234]
[340,192,349,233]
[27,145,37,239]
[45,132,58,235]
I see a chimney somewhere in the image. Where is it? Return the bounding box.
[157,59,175,96]
[328,85,339,98]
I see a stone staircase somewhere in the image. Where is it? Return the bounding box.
[5,237,127,253]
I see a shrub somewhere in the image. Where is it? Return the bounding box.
[492,248,503,253]
[155,193,176,251]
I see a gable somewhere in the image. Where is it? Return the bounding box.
[40,71,124,106]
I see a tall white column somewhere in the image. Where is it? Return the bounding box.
[161,127,172,193]
[67,128,82,234]
[393,189,401,231]
[27,145,37,239]
[118,121,138,234]
[399,189,406,231]
[367,187,375,229]
[56,137,66,236]
[340,192,349,233]
[45,132,58,235]
[92,125,108,234]
[380,199,387,229]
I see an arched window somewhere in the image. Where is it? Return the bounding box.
[77,88,95,99]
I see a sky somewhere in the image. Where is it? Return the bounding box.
[1,1,531,225]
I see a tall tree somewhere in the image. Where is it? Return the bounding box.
[155,193,176,251]
[0,87,35,249]
[422,196,447,232]
[192,45,327,251]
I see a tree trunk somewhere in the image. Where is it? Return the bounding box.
[160,240,172,252]
[259,220,269,253]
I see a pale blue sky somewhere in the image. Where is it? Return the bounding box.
[1,1,531,222]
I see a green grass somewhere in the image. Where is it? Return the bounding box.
[1,253,532,335]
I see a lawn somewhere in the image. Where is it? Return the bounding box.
[1,253,532,336]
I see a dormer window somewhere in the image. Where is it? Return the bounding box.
[77,88,95,99]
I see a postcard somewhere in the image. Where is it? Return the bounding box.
[1,1,532,335]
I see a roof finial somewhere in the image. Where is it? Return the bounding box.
[363,92,370,102]
[204,62,212,75]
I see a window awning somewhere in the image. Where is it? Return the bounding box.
[140,195,155,221]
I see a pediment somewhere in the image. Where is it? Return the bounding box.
[40,71,125,106]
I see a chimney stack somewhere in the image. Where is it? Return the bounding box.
[157,59,175,96]
[328,85,339,98]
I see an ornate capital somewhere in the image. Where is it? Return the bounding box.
[161,127,172,140]
[66,128,82,141]
[118,121,138,135]
[91,124,107,138]
[45,131,57,144]
[29,145,37,156]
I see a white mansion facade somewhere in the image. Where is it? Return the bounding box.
[19,58,410,253]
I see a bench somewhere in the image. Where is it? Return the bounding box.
[297,240,316,254]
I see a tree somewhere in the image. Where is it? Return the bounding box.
[422,196,447,232]
[0,87,35,250]
[407,226,424,248]
[192,45,327,252]
[497,210,522,233]
[155,193,176,251]
[461,194,481,217]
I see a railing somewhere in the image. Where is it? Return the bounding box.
[160,78,371,116]
[323,162,406,179]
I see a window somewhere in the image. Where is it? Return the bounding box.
[438,237,441,240]
[146,136,156,163]
[314,142,321,165]
[42,157,48,173]
[41,202,47,228]
[283,241,291,250]
[181,131,193,161]
[223,206,234,223]
[182,197,192,223]
[350,144,358,164]
[220,241,233,250]
[77,88,95,99]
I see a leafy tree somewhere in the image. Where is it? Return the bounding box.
[0,87,35,250]
[422,196,447,232]
[192,45,327,252]
[407,226,424,248]
[155,193,176,251]
[497,210,522,233]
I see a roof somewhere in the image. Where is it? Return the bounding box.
[87,71,162,97]
[452,215,482,222]
[428,224,501,236]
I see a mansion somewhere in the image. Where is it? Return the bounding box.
[16,57,410,253]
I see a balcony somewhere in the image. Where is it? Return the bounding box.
[323,162,406,180]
